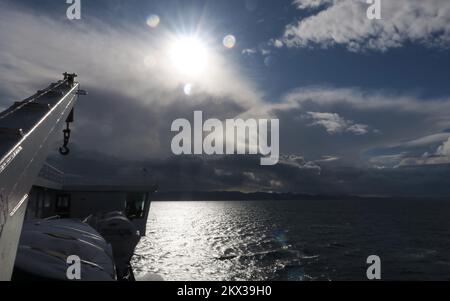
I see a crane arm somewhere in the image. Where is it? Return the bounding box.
[0,73,81,280]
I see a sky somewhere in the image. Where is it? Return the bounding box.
[1,0,450,196]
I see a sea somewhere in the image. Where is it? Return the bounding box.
[131,199,450,281]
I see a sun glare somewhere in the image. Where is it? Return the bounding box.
[169,37,209,77]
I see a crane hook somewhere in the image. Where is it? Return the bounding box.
[59,110,73,156]
[59,145,70,156]
[59,126,71,156]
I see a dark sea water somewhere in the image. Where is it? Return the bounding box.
[131,199,450,281]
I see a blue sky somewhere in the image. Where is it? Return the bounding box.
[2,0,450,195]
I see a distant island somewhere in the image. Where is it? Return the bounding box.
[152,191,450,202]
[152,191,398,202]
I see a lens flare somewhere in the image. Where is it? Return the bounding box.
[146,15,160,28]
[223,35,236,49]
[274,229,289,249]
[184,83,193,95]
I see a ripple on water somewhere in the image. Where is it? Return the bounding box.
[132,200,450,281]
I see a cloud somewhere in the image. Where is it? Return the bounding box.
[292,0,334,10]
[47,149,450,197]
[241,47,272,57]
[436,137,450,157]
[0,1,264,159]
[278,155,322,173]
[306,111,371,135]
[242,48,258,56]
[271,39,284,48]
[365,131,450,168]
[282,0,450,52]
[258,86,450,165]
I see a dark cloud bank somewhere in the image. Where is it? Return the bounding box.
[48,146,450,198]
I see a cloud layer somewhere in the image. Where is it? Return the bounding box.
[282,0,450,52]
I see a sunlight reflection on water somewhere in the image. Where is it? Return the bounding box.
[132,200,450,281]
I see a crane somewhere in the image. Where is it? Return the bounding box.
[0,73,84,280]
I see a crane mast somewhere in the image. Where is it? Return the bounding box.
[0,73,81,280]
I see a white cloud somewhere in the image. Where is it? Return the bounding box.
[436,137,450,157]
[261,49,271,56]
[398,133,450,148]
[282,0,450,52]
[243,171,258,181]
[307,111,371,135]
[278,155,322,173]
[315,155,340,163]
[293,0,334,10]
[242,48,257,56]
[271,39,284,48]
[397,155,450,167]
[280,87,450,120]
[242,47,272,57]
[366,131,450,168]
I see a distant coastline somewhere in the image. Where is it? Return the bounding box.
[152,191,446,202]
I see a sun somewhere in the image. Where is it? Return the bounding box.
[169,36,209,77]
